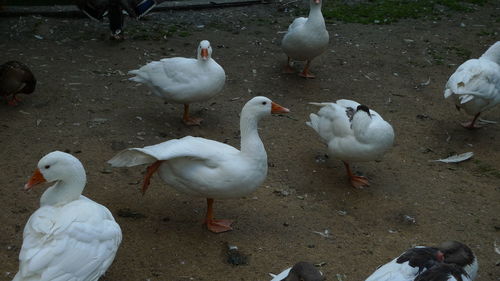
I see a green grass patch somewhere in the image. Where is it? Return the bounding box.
[322,0,489,24]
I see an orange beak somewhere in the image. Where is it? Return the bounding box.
[201,48,209,60]
[271,102,290,114]
[24,168,47,190]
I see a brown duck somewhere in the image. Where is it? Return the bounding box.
[0,61,36,106]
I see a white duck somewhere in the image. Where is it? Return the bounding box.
[444,41,500,129]
[365,246,445,281]
[281,0,329,78]
[108,96,289,233]
[129,40,225,126]
[270,262,325,281]
[306,100,394,188]
[14,151,122,281]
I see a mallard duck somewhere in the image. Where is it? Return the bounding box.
[281,0,329,78]
[76,0,157,40]
[444,41,500,129]
[0,61,36,106]
[129,40,226,126]
[270,262,325,281]
[365,241,477,281]
[108,96,289,233]
[13,151,122,281]
[306,100,394,188]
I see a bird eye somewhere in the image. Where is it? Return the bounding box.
[262,101,267,105]
[44,165,50,169]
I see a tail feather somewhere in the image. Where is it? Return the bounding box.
[306,113,320,132]
[108,148,157,167]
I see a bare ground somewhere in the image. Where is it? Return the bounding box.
[0,2,499,281]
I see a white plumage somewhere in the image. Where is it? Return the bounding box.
[13,151,122,281]
[108,96,289,233]
[129,40,225,125]
[444,41,500,129]
[306,99,394,188]
[281,0,329,78]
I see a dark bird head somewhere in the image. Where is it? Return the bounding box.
[283,262,325,281]
[356,104,370,115]
[438,241,475,267]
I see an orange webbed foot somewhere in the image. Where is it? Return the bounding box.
[205,219,233,233]
[183,116,203,126]
[349,175,370,189]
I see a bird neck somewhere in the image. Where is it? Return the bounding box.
[239,111,266,158]
[352,113,372,137]
[40,170,86,207]
[308,2,324,25]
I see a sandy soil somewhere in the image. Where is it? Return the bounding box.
[0,2,499,280]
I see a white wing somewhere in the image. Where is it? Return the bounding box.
[365,258,418,281]
[269,267,291,281]
[287,17,307,32]
[108,136,239,168]
[14,197,122,281]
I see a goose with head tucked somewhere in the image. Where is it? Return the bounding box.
[108,96,289,233]
[0,61,36,106]
[444,41,500,129]
[281,0,329,78]
[13,151,122,281]
[129,40,225,126]
[307,99,394,188]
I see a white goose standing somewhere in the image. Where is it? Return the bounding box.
[281,0,329,78]
[108,96,289,233]
[13,151,122,281]
[129,40,225,126]
[307,100,394,188]
[444,41,500,129]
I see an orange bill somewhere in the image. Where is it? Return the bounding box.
[271,102,290,114]
[201,48,209,59]
[24,168,47,190]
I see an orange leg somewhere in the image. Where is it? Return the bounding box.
[182,104,203,126]
[299,60,315,79]
[204,198,233,233]
[462,112,482,129]
[283,57,295,73]
[142,161,163,195]
[343,161,369,188]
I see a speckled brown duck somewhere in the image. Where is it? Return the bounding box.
[0,61,36,106]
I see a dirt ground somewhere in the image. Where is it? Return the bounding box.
[1,1,499,280]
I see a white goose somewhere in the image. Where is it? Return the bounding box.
[306,100,394,188]
[108,96,289,233]
[444,41,500,129]
[281,0,329,78]
[14,151,122,281]
[129,40,226,126]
